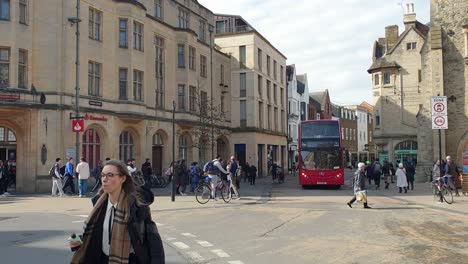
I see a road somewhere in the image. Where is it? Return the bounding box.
[1,169,468,263]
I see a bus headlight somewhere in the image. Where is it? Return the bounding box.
[336,173,342,178]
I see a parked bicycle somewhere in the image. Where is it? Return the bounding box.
[432,175,453,204]
[148,174,169,188]
[132,171,146,187]
[195,175,231,204]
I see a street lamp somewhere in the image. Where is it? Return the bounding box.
[209,25,214,158]
[172,100,176,202]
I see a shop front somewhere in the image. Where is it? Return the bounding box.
[394,140,418,164]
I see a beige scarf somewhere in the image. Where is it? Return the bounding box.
[71,191,133,264]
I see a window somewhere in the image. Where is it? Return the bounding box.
[273,84,277,104]
[88,61,101,96]
[133,22,143,51]
[240,100,246,128]
[119,131,134,162]
[177,44,185,68]
[0,0,10,20]
[119,68,127,100]
[274,108,278,131]
[119,19,128,48]
[257,75,262,97]
[239,46,246,68]
[188,46,196,70]
[267,55,271,76]
[19,0,27,24]
[374,74,379,85]
[155,36,165,108]
[280,66,284,84]
[220,95,225,114]
[220,64,225,84]
[18,49,27,88]
[189,86,196,111]
[89,8,102,41]
[215,20,226,34]
[154,0,163,19]
[240,73,246,97]
[178,84,185,110]
[267,105,271,130]
[273,60,277,80]
[82,129,101,169]
[258,48,262,71]
[153,133,163,146]
[375,111,380,127]
[178,8,189,29]
[200,55,207,77]
[383,72,391,84]
[258,102,263,128]
[369,131,372,142]
[418,69,422,83]
[198,19,206,41]
[0,48,9,88]
[280,88,284,106]
[200,91,207,115]
[406,42,417,50]
[266,80,271,102]
[133,70,143,101]
[341,128,344,139]
[281,110,285,132]
[179,134,188,160]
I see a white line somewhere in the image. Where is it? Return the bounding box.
[196,240,213,247]
[166,237,176,241]
[187,251,205,262]
[211,249,230,258]
[75,215,88,218]
[173,242,190,250]
[156,223,165,226]
[72,220,85,223]
[228,261,245,264]
[181,232,197,238]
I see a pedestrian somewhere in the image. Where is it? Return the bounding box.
[90,160,103,194]
[382,160,391,189]
[165,161,174,184]
[141,158,152,189]
[70,159,165,264]
[0,160,10,196]
[190,162,200,193]
[50,158,65,197]
[63,157,77,195]
[405,161,416,191]
[365,161,373,185]
[347,162,371,209]
[445,156,461,196]
[127,159,137,176]
[371,158,382,189]
[433,160,443,202]
[227,156,240,198]
[291,162,297,177]
[271,162,278,183]
[250,164,257,185]
[396,163,408,193]
[203,155,229,200]
[76,157,90,197]
[175,160,189,195]
[388,162,395,183]
[244,162,251,183]
[235,165,242,189]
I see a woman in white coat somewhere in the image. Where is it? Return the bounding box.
[395,163,408,193]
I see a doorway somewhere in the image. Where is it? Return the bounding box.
[235,144,246,166]
[152,146,163,176]
[0,127,17,191]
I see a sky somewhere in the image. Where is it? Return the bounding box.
[199,0,430,106]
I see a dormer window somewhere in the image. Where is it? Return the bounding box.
[383,72,391,85]
[374,73,380,85]
[406,42,417,50]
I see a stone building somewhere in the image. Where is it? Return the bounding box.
[360,102,376,162]
[416,0,468,180]
[214,14,288,177]
[0,0,232,192]
[308,89,331,120]
[368,3,429,168]
[332,104,358,167]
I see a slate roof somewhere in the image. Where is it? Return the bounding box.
[309,91,326,104]
[367,57,401,73]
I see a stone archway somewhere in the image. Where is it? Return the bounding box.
[216,136,230,162]
[456,131,468,174]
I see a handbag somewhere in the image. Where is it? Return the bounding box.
[356,190,367,203]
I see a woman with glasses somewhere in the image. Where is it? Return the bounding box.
[70,159,165,264]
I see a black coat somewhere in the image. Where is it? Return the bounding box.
[91,187,165,264]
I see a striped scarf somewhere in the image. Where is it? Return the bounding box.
[71,191,133,264]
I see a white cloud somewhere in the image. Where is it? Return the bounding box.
[199,0,429,105]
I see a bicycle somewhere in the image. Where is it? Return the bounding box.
[432,175,453,204]
[132,171,146,187]
[195,175,231,204]
[148,174,168,188]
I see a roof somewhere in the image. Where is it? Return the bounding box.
[309,91,326,104]
[387,21,429,55]
[367,57,401,73]
[297,79,305,95]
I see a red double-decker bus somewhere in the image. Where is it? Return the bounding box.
[298,120,344,188]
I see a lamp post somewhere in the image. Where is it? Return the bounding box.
[172,100,176,202]
[209,25,214,158]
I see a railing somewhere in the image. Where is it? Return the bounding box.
[216,26,254,34]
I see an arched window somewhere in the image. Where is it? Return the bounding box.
[119,131,134,162]
[0,127,16,143]
[82,129,101,169]
[394,140,418,151]
[179,134,187,160]
[153,132,163,146]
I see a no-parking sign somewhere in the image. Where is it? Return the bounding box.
[431,96,447,129]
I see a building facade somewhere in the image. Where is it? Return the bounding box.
[332,104,358,167]
[286,65,300,168]
[416,0,468,181]
[214,14,287,176]
[308,90,332,120]
[368,4,428,167]
[0,0,232,192]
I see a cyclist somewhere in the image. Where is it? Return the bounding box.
[204,155,229,200]
[433,160,443,202]
[227,156,240,199]
[445,156,461,196]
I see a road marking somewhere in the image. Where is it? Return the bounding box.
[181,232,197,238]
[173,242,190,249]
[211,249,230,258]
[228,261,245,264]
[156,222,165,226]
[196,240,213,247]
[166,237,176,241]
[186,251,205,262]
[72,220,85,223]
[75,215,88,218]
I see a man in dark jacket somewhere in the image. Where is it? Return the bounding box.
[371,158,382,189]
[141,159,153,189]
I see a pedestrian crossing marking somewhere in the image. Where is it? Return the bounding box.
[196,240,213,247]
[228,261,245,264]
[211,249,230,258]
[181,232,197,238]
[187,251,205,262]
[173,241,190,249]
[166,237,176,241]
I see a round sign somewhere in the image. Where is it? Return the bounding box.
[433,102,445,113]
[434,116,446,126]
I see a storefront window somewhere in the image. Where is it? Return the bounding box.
[82,129,101,169]
[119,131,134,162]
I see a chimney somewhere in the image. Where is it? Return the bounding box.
[385,25,399,52]
[403,3,417,30]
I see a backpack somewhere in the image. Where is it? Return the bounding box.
[203,161,215,173]
[373,162,381,173]
[49,164,57,178]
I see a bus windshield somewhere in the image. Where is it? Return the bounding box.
[301,121,340,139]
[300,148,342,170]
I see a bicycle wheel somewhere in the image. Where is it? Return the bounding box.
[231,186,240,199]
[221,185,232,203]
[159,177,168,188]
[432,183,439,201]
[442,187,453,204]
[195,185,211,204]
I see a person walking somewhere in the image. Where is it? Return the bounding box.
[433,160,443,202]
[382,160,391,189]
[271,162,278,183]
[141,159,153,189]
[405,161,416,191]
[250,164,257,185]
[347,162,371,209]
[76,158,90,197]
[395,163,408,193]
[244,162,251,183]
[175,160,189,195]
[90,160,103,194]
[445,156,461,196]
[51,158,65,197]
[365,161,373,185]
[371,158,382,189]
[189,162,200,193]
[388,162,395,183]
[227,156,240,199]
[63,158,77,195]
[0,160,10,196]
[126,159,137,176]
[70,159,165,264]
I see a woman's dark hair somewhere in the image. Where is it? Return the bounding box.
[56,158,61,162]
[80,157,86,162]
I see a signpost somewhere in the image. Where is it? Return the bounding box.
[431,96,447,178]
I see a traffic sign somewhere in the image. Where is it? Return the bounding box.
[431,96,447,116]
[432,115,448,129]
